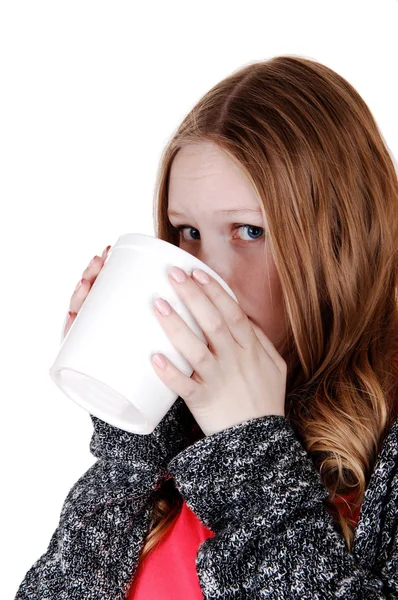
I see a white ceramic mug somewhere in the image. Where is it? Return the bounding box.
[49,233,239,435]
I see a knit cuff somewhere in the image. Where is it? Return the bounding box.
[89,395,203,471]
[167,415,329,534]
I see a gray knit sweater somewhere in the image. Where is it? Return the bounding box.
[14,396,398,599]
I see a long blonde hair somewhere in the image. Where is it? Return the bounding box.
[136,55,398,565]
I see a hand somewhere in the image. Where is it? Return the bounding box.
[61,244,111,342]
[151,266,287,437]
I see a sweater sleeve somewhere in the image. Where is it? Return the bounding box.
[14,458,155,600]
[14,396,201,600]
[167,415,398,600]
[14,527,66,599]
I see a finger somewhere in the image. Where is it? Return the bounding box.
[166,269,240,362]
[81,254,104,282]
[63,245,111,342]
[248,317,287,374]
[151,350,200,402]
[61,311,76,343]
[153,297,215,381]
[80,245,110,282]
[177,268,255,351]
[69,249,109,313]
[69,278,91,314]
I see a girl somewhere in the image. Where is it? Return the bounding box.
[15,55,398,599]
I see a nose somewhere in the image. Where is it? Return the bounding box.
[195,248,234,293]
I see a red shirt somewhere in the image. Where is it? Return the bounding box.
[128,500,215,599]
[333,490,361,526]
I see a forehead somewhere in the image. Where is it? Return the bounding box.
[168,142,261,214]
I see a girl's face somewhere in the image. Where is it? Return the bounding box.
[168,141,288,360]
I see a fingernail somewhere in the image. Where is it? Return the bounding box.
[192,269,210,284]
[154,298,172,316]
[169,266,187,283]
[152,353,167,369]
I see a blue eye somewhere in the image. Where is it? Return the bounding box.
[173,224,265,243]
[234,225,265,241]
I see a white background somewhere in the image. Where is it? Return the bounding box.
[1,0,397,596]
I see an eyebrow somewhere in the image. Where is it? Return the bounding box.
[168,207,263,217]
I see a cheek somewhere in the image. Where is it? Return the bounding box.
[239,254,282,307]
[236,256,285,341]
